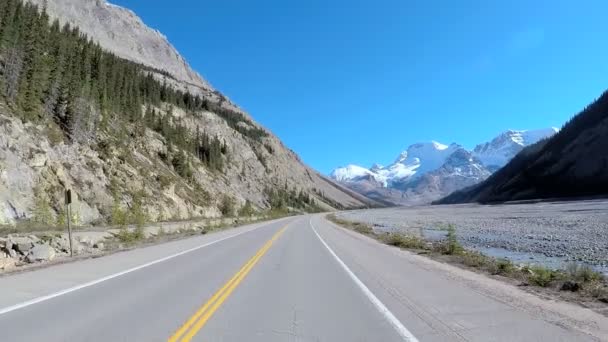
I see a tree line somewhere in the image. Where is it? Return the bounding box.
[0,0,265,166]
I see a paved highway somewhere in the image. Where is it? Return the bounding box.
[0,215,598,341]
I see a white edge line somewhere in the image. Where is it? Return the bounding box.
[310,218,419,342]
[0,219,286,316]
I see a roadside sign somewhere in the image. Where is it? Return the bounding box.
[65,189,72,205]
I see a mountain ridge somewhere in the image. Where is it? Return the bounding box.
[330,128,557,205]
[438,92,608,204]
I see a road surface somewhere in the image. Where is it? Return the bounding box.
[0,215,599,341]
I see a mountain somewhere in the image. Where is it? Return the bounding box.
[439,91,608,204]
[472,128,559,169]
[331,129,556,205]
[0,0,367,225]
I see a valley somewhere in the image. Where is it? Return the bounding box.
[0,0,607,340]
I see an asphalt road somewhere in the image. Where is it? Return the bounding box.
[0,215,596,341]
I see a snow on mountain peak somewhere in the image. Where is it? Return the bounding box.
[473,128,558,167]
[393,151,409,164]
[370,163,384,172]
[431,141,449,150]
[330,164,387,185]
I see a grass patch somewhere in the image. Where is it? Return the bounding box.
[327,214,374,235]
[381,232,427,249]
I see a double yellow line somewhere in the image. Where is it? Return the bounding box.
[168,226,287,342]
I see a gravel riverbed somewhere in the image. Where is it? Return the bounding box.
[337,199,608,272]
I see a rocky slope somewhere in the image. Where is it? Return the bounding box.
[29,0,206,88]
[439,91,608,204]
[331,129,556,205]
[0,0,367,227]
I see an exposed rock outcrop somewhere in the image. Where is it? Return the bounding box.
[0,1,368,227]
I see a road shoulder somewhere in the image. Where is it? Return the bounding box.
[316,214,608,341]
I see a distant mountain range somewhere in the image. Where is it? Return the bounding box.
[439,91,608,204]
[330,128,558,205]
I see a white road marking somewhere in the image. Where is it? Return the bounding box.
[0,219,287,316]
[310,218,419,342]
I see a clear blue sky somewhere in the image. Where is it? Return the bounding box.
[113,0,608,174]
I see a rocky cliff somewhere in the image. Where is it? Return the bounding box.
[0,0,367,226]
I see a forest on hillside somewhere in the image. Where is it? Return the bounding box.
[0,0,325,222]
[0,0,268,174]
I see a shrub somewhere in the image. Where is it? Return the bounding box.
[219,195,235,217]
[110,200,128,227]
[586,281,608,300]
[351,222,374,235]
[116,228,135,243]
[238,200,255,217]
[490,258,515,275]
[382,233,426,249]
[129,192,148,228]
[115,226,145,244]
[459,251,487,268]
[529,265,557,287]
[438,225,464,255]
[565,262,603,282]
[32,185,54,226]
[133,225,145,240]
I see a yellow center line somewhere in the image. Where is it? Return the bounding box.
[168,226,287,342]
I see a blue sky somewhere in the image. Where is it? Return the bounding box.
[113,0,608,174]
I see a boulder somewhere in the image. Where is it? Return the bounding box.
[26,244,56,263]
[77,236,95,248]
[9,236,35,255]
[50,235,71,253]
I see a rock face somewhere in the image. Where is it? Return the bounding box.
[331,129,556,205]
[0,1,368,226]
[28,0,209,91]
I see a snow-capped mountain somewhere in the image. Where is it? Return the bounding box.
[330,128,558,205]
[330,165,383,184]
[376,141,461,186]
[408,148,491,195]
[473,128,559,168]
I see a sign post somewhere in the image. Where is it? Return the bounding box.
[65,189,73,257]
